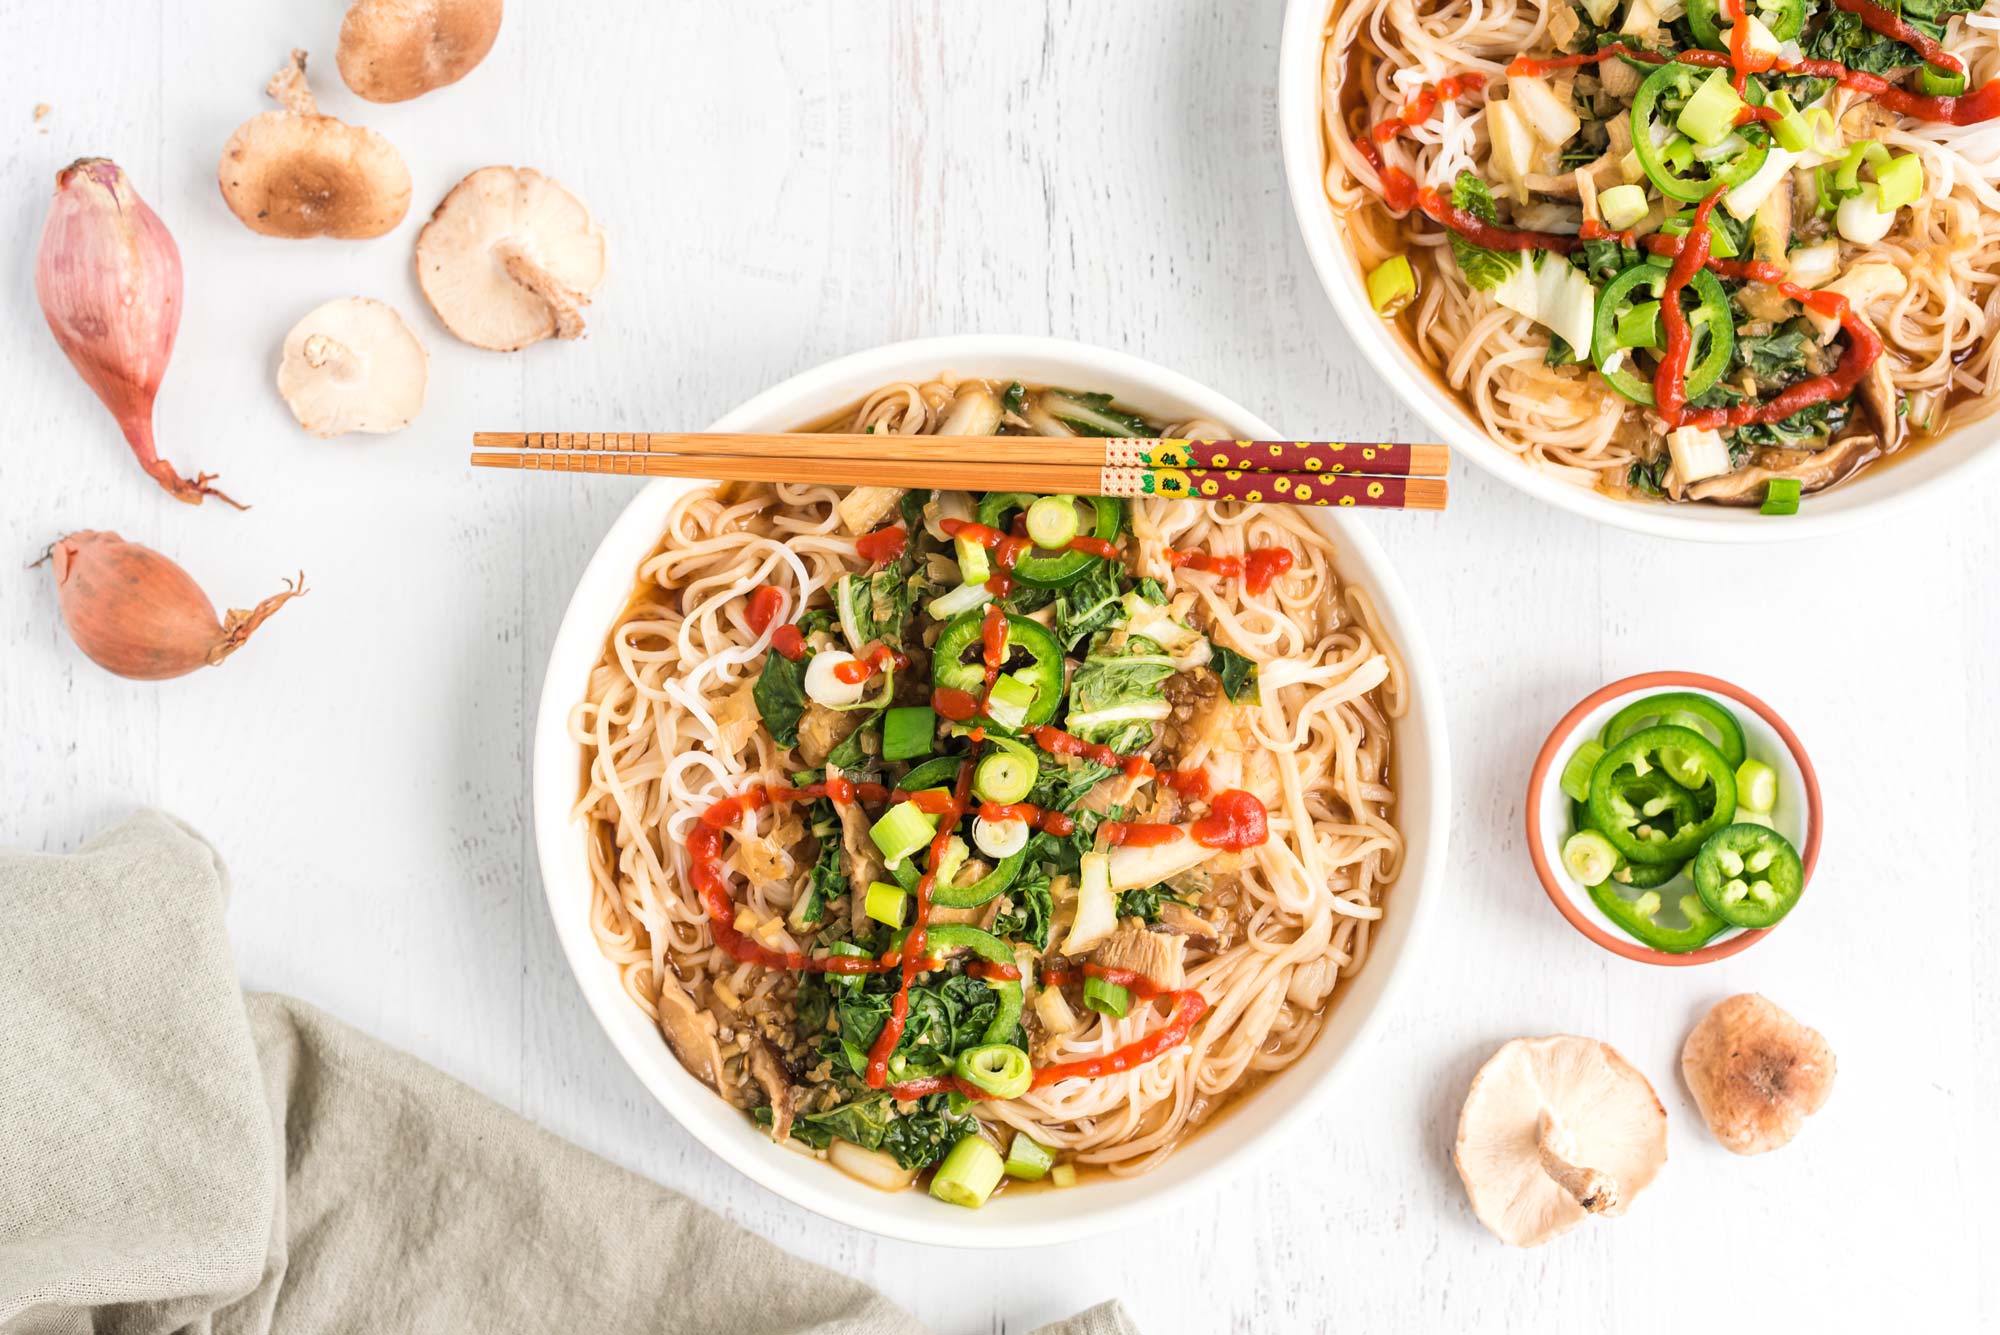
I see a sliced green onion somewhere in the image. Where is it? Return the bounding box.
[929,1134,1006,1209]
[1598,183,1648,231]
[1562,830,1621,887]
[864,880,908,928]
[1836,141,1890,194]
[1663,136,1697,173]
[1761,477,1802,515]
[1560,740,1607,804]
[955,1043,1033,1100]
[1366,254,1417,316]
[1025,496,1082,549]
[1920,63,1968,97]
[869,801,937,866]
[954,534,992,584]
[974,749,1037,804]
[1735,758,1778,813]
[1614,301,1663,352]
[882,705,937,762]
[1050,1163,1078,1189]
[1875,153,1923,212]
[1004,1132,1057,1180]
[1766,90,1811,153]
[984,673,1037,731]
[1677,70,1746,147]
[1083,974,1131,1018]
[933,834,970,888]
[972,814,1029,859]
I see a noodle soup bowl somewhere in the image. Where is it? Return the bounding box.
[1525,671,1822,966]
[1277,0,2000,543]
[533,335,1450,1247]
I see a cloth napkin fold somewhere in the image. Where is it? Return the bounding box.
[0,812,1136,1335]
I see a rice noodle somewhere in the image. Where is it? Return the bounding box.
[573,377,1405,1176]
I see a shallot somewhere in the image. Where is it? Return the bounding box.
[36,158,242,508]
[43,532,304,681]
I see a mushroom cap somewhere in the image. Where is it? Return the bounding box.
[415,166,607,351]
[219,51,412,240]
[337,0,503,103]
[1455,1035,1668,1247]
[1682,993,1835,1155]
[277,297,428,437]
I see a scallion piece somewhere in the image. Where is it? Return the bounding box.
[1765,90,1811,153]
[864,880,908,928]
[955,1043,1033,1100]
[1366,255,1417,317]
[954,534,992,584]
[1004,1132,1057,1181]
[983,673,1037,731]
[1920,63,1967,97]
[1598,183,1648,231]
[974,750,1037,804]
[1676,70,1745,147]
[1562,830,1621,887]
[1761,477,1802,515]
[1083,974,1131,1018]
[869,801,936,866]
[1050,1163,1078,1189]
[882,705,937,762]
[929,1134,1006,1209]
[1025,496,1082,549]
[1734,758,1778,813]
[1614,301,1662,352]
[1559,740,1606,804]
[1875,152,1923,212]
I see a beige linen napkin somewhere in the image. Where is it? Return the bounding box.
[0,812,1137,1335]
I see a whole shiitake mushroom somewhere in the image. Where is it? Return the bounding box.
[338,0,503,103]
[219,50,411,240]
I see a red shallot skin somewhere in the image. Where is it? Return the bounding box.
[35,159,242,508]
[47,531,305,681]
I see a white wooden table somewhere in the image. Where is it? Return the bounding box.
[4,3,1994,1330]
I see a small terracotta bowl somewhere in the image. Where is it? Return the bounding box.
[1525,671,1822,966]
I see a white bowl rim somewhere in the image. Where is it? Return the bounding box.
[531,334,1452,1247]
[1276,0,2000,544]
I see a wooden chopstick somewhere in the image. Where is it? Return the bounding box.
[473,432,1450,479]
[469,448,1448,511]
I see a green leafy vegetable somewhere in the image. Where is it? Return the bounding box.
[790,798,846,929]
[1208,642,1259,703]
[1001,382,1029,417]
[1054,559,1128,651]
[990,870,1053,949]
[1045,390,1154,438]
[1735,327,1813,384]
[1446,173,1523,293]
[1117,884,1194,923]
[753,652,809,748]
[1730,398,1849,450]
[1066,634,1175,749]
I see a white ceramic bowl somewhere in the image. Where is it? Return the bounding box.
[1524,672,1823,966]
[1277,0,2000,543]
[532,335,1451,1246]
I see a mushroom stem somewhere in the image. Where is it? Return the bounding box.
[1536,1111,1621,1214]
[267,49,318,116]
[301,333,357,376]
[497,241,589,339]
